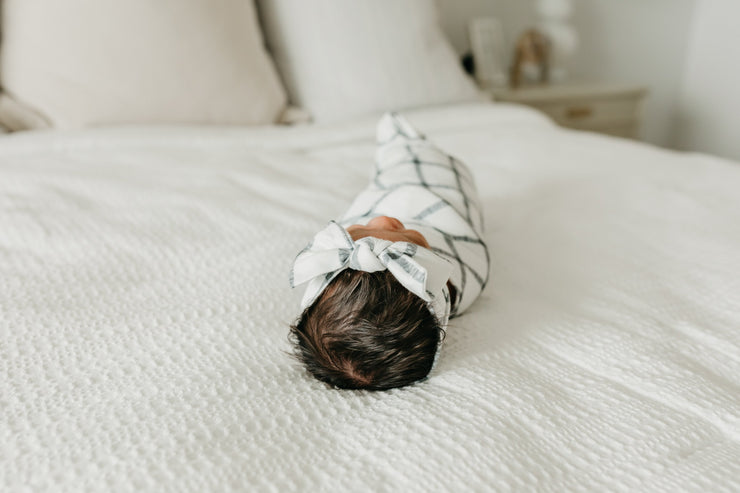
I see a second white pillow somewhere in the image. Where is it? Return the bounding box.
[258,0,482,123]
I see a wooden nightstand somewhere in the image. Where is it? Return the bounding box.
[489,83,648,139]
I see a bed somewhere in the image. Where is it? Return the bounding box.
[2,0,740,490]
[3,100,740,491]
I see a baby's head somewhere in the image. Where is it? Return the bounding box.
[290,216,453,390]
[290,268,443,390]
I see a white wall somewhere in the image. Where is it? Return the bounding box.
[569,0,696,146]
[673,0,740,161]
[436,0,697,147]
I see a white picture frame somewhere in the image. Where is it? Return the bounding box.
[468,17,508,88]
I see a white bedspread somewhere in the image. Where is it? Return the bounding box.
[2,103,739,491]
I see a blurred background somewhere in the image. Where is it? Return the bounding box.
[437,0,738,160]
[1,0,736,161]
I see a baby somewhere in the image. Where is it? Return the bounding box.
[289,113,489,390]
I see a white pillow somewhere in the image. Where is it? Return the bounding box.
[257,0,483,123]
[0,0,287,130]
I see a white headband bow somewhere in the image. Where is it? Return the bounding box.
[290,221,453,324]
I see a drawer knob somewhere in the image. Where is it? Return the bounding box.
[566,106,594,119]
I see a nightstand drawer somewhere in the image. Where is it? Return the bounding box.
[489,84,648,139]
[532,98,640,128]
[591,120,639,139]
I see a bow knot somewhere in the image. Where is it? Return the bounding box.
[290,221,453,320]
[347,240,386,272]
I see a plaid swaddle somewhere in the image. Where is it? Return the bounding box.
[291,113,489,325]
[338,113,489,317]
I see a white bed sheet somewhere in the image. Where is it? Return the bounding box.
[2,102,739,491]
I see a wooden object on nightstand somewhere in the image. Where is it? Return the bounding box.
[489,83,648,139]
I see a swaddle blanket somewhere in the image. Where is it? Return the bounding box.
[291,113,488,324]
[339,113,490,316]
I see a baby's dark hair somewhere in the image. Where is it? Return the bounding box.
[289,269,443,391]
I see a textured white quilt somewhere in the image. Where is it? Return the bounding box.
[2,103,739,491]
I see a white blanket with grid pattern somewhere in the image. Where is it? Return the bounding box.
[2,102,739,492]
